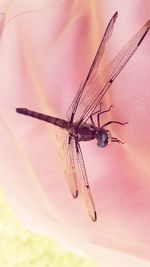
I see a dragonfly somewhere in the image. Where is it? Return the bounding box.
[16,12,150,221]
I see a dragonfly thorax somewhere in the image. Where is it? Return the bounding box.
[75,123,96,142]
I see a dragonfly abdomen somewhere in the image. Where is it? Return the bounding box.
[16,108,71,129]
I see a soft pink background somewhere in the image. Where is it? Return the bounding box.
[0,1,150,266]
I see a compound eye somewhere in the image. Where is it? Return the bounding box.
[97,129,109,148]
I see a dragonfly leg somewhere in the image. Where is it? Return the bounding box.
[90,104,114,127]
[91,102,103,117]
[90,115,95,125]
[111,137,125,144]
[90,102,103,126]
[101,120,128,128]
[97,104,113,127]
[90,103,113,127]
[96,104,113,116]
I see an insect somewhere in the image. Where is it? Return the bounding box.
[16,12,150,221]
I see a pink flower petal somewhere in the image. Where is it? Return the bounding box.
[0,1,150,266]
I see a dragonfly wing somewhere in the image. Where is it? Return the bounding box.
[66,81,84,123]
[75,141,97,221]
[72,17,150,125]
[56,129,97,221]
[66,12,118,122]
[56,130,78,198]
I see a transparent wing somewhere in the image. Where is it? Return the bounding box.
[75,141,97,221]
[66,81,84,123]
[70,17,150,125]
[56,130,97,221]
[66,12,118,122]
[56,130,78,198]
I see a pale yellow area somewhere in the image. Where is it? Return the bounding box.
[0,189,97,267]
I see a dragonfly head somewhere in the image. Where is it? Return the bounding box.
[96,128,111,148]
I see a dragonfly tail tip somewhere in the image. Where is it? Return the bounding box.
[16,108,27,114]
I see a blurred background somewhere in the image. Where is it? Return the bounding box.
[0,189,97,267]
